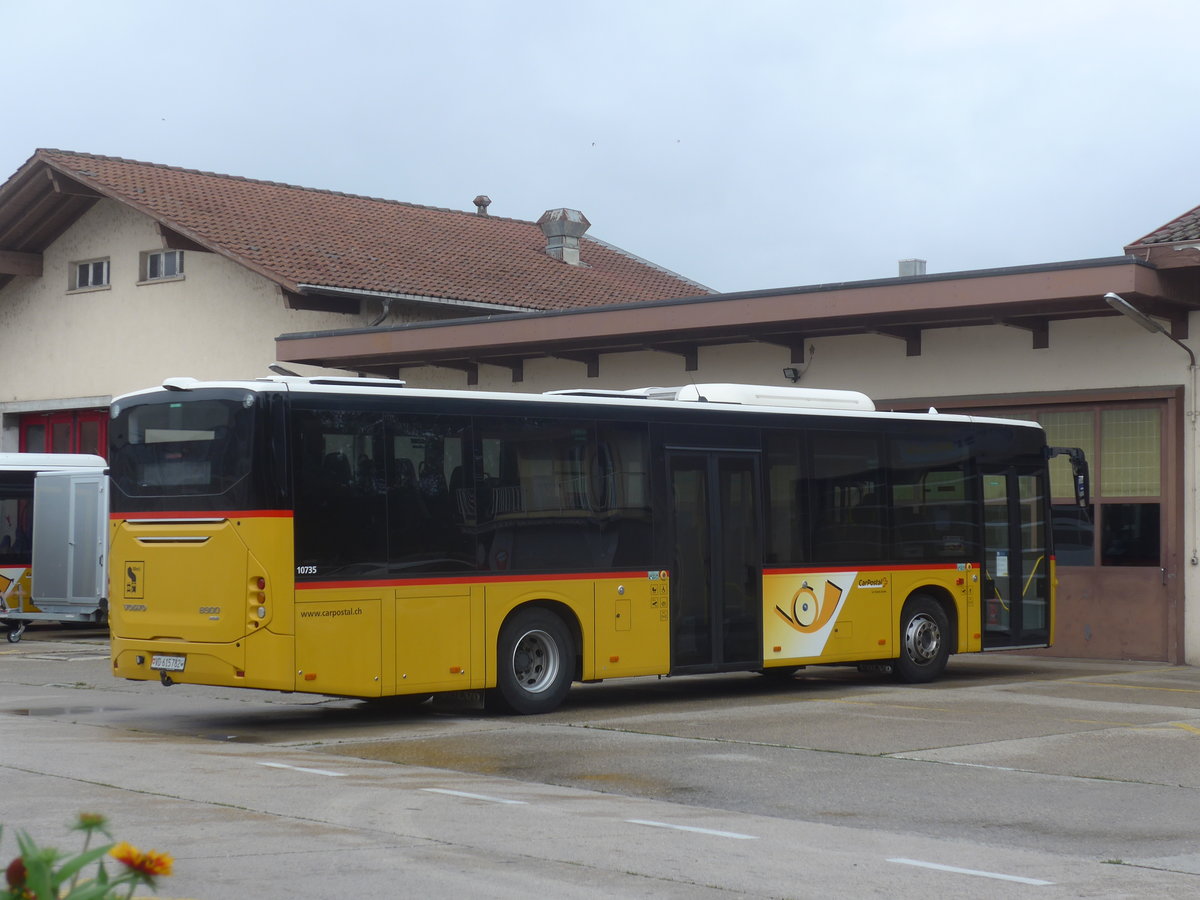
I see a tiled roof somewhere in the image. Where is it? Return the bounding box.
[7,149,711,310]
[1127,204,1200,247]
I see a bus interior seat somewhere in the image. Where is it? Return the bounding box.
[322,452,352,486]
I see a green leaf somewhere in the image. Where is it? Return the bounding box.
[54,842,115,882]
[62,881,125,900]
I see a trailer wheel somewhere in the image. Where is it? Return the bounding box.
[6,623,25,643]
[489,607,574,715]
[895,594,950,683]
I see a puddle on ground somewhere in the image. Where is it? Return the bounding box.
[2,706,132,716]
[197,733,265,742]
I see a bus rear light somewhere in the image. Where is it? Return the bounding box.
[256,577,266,590]
[256,606,266,618]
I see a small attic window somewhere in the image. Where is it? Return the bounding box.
[139,249,185,283]
[69,258,110,292]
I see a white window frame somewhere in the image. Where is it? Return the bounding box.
[139,249,185,283]
[68,258,110,292]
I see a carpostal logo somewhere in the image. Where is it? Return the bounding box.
[857,575,888,590]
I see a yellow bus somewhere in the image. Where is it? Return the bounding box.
[107,377,1087,713]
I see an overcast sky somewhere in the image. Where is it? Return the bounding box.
[4,0,1198,293]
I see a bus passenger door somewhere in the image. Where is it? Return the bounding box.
[981,468,1051,649]
[667,451,762,672]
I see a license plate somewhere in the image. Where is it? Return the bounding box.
[150,654,186,672]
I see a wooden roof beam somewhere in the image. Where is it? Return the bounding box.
[45,169,102,198]
[755,333,809,364]
[158,224,212,253]
[553,351,601,378]
[0,192,72,247]
[650,343,699,371]
[0,250,41,277]
[871,327,922,357]
[431,361,480,386]
[283,290,360,314]
[1134,300,1190,340]
[998,317,1050,349]
[480,356,529,383]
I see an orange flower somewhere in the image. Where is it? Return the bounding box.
[110,841,174,877]
[140,849,174,877]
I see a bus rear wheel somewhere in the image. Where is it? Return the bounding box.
[489,608,574,715]
[895,595,950,683]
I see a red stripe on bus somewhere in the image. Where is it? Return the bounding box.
[296,570,658,591]
[112,509,293,520]
[763,563,967,576]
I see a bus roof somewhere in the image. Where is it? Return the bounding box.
[0,452,107,472]
[116,376,1044,432]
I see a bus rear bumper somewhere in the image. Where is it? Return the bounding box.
[112,638,245,686]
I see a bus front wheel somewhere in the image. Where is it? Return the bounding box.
[895,595,950,683]
[490,608,574,715]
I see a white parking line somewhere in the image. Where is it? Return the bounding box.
[422,788,527,805]
[257,761,347,777]
[627,819,758,840]
[888,858,1053,885]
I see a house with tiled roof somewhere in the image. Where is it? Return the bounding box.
[0,148,710,454]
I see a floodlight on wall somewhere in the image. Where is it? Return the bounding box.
[1103,292,1196,366]
[1104,291,1199,566]
[782,367,802,383]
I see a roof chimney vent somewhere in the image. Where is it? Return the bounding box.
[473,195,491,216]
[537,208,591,266]
[899,258,927,277]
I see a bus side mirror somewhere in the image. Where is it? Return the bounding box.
[1047,447,1090,508]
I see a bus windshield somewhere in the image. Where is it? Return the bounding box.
[109,396,254,499]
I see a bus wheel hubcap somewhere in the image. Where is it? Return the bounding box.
[512,629,560,693]
[905,614,941,664]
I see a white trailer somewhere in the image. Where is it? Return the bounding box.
[0,453,108,642]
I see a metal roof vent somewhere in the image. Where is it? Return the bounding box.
[537,208,590,266]
[473,195,491,216]
[899,258,927,277]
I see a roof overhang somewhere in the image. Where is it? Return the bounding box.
[276,256,1200,382]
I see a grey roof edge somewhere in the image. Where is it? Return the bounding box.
[277,255,1150,343]
[34,148,600,231]
[581,233,716,294]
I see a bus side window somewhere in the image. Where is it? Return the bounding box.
[764,431,806,566]
[809,430,885,564]
[387,416,472,573]
[291,409,387,577]
[890,434,973,562]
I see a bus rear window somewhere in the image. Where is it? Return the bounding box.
[110,398,252,497]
